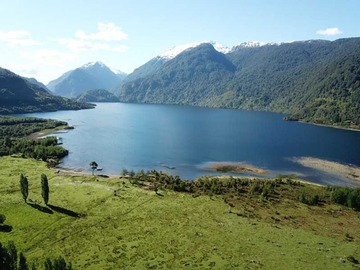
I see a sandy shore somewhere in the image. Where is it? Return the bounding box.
[201,162,268,175]
[292,157,360,182]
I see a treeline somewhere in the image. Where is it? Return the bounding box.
[124,169,360,211]
[0,116,69,164]
[329,186,360,210]
[0,241,72,270]
[0,116,68,138]
[0,136,68,162]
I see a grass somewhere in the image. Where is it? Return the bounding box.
[1,156,360,269]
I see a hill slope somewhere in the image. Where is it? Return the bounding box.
[0,157,359,269]
[76,89,119,102]
[118,38,360,129]
[0,67,94,114]
[47,61,127,98]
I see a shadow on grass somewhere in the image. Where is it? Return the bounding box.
[0,224,13,232]
[28,203,53,214]
[48,204,82,218]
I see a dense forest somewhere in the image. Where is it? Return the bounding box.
[76,89,120,102]
[0,116,69,162]
[0,68,95,114]
[118,38,360,129]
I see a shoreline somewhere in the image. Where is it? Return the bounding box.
[28,125,71,139]
[296,120,360,132]
[291,157,360,183]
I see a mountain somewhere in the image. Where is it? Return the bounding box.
[117,38,360,129]
[22,77,50,92]
[76,89,119,102]
[0,67,95,114]
[47,61,127,98]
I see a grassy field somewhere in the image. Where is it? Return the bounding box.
[0,156,359,269]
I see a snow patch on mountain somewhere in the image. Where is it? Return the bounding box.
[159,41,231,60]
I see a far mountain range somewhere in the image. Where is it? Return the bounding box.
[1,37,360,129]
[47,61,127,98]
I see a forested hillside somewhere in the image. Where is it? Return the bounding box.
[76,89,119,102]
[118,38,360,129]
[0,68,95,114]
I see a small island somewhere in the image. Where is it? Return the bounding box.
[202,161,268,175]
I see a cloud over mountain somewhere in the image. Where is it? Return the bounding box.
[316,27,343,36]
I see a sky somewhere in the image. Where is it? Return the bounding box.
[0,0,359,84]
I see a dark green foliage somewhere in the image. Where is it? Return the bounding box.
[118,38,360,129]
[41,174,49,205]
[7,242,17,270]
[330,187,360,210]
[0,116,67,138]
[0,214,5,224]
[0,241,72,270]
[0,67,95,114]
[298,193,320,205]
[19,252,28,270]
[20,174,29,203]
[89,161,98,175]
[0,116,70,163]
[44,256,72,270]
[76,89,119,102]
[2,136,68,161]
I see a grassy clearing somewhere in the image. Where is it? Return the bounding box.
[1,156,360,269]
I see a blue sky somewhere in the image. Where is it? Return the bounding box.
[0,0,358,83]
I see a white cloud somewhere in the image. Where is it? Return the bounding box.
[75,22,128,41]
[0,30,38,46]
[55,22,128,53]
[17,49,79,66]
[316,27,343,36]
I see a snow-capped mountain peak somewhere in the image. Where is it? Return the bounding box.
[235,41,267,48]
[210,41,231,54]
[159,41,231,60]
[81,61,107,69]
[109,66,127,75]
[159,42,204,59]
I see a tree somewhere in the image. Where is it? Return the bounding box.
[19,252,29,270]
[41,174,49,205]
[89,161,98,175]
[121,168,129,176]
[20,174,29,203]
[7,241,17,270]
[0,214,5,224]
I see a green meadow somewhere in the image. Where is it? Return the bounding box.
[1,156,359,269]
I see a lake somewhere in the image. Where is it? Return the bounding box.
[21,103,360,186]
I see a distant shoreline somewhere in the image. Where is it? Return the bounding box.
[296,120,360,132]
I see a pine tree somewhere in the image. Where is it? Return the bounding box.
[41,174,49,205]
[7,241,17,270]
[19,252,29,270]
[19,174,29,203]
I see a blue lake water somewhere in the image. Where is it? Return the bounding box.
[21,103,360,186]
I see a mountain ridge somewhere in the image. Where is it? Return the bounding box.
[47,61,127,98]
[0,67,95,114]
[117,37,360,129]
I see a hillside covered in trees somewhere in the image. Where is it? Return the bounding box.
[118,38,360,129]
[0,68,95,114]
[76,89,119,102]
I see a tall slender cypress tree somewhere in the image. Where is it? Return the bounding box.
[20,174,29,203]
[41,174,49,205]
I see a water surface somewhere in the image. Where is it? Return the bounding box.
[22,103,360,186]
